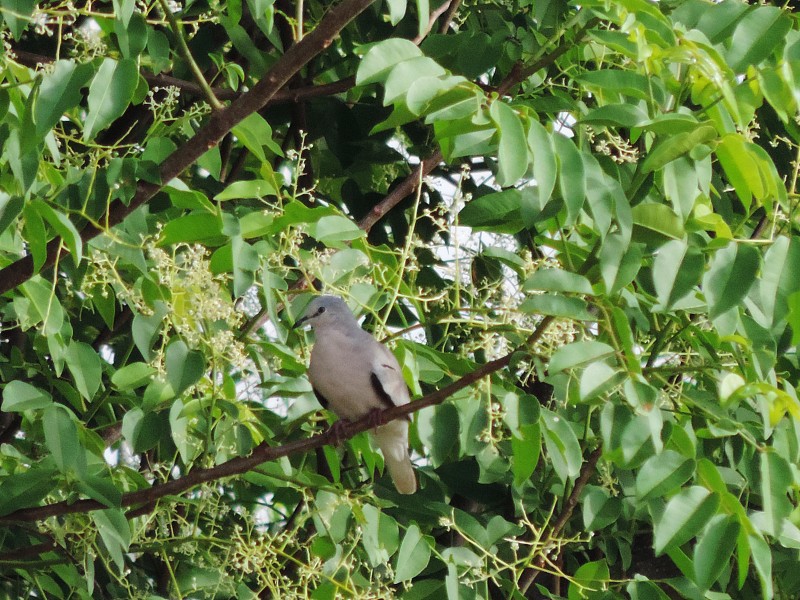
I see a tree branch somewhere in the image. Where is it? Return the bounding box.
[12,50,356,104]
[0,0,378,296]
[519,446,603,595]
[0,316,554,524]
[357,151,444,232]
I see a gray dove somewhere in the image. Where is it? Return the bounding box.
[293,295,417,494]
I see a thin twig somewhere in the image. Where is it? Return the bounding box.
[412,0,455,44]
[518,446,603,595]
[156,0,223,110]
[439,0,462,33]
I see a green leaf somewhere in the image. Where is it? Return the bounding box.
[214,179,277,201]
[502,392,540,439]
[577,70,654,102]
[635,450,696,502]
[1,0,35,38]
[19,276,65,336]
[490,101,528,186]
[0,193,24,236]
[122,407,165,452]
[582,486,622,530]
[417,404,459,467]
[552,133,585,223]
[759,236,800,327]
[527,120,557,212]
[77,474,123,508]
[549,341,615,373]
[0,466,59,516]
[112,0,135,26]
[759,451,793,536]
[568,559,609,600]
[360,503,399,568]
[663,156,702,223]
[749,533,773,600]
[626,579,671,600]
[386,0,406,25]
[84,58,139,140]
[159,213,223,246]
[165,339,205,396]
[29,199,83,265]
[703,242,760,319]
[523,269,593,295]
[641,125,717,173]
[306,215,365,248]
[653,486,719,555]
[93,509,131,571]
[652,239,704,310]
[232,112,283,162]
[114,11,147,58]
[693,514,740,590]
[1,380,53,412]
[131,303,168,361]
[383,57,446,105]
[715,134,762,211]
[519,294,595,320]
[599,234,642,294]
[414,0,429,39]
[170,398,203,463]
[42,404,87,478]
[511,434,540,487]
[22,202,46,274]
[65,341,103,401]
[541,408,582,482]
[726,6,792,73]
[33,60,95,140]
[631,204,684,241]
[7,130,40,193]
[406,75,470,115]
[579,362,622,403]
[394,524,431,582]
[112,362,156,391]
[580,103,648,127]
[459,189,525,234]
[357,39,422,85]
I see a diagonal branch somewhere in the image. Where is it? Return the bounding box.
[518,446,603,595]
[0,0,378,297]
[0,316,555,524]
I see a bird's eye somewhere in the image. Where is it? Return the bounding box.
[317,306,326,314]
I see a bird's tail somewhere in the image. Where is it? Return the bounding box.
[373,420,417,494]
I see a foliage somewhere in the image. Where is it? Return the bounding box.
[1,0,800,598]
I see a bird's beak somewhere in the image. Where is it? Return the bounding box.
[291,315,308,330]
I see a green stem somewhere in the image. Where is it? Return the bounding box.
[157,0,223,110]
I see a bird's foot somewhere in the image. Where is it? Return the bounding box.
[366,407,386,430]
[326,419,351,445]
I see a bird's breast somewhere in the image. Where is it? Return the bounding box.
[309,330,381,420]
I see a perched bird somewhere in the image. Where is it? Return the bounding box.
[293,295,417,494]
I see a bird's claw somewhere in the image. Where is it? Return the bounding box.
[326,419,350,445]
[366,407,385,430]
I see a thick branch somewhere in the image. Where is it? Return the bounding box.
[0,316,554,524]
[0,0,377,296]
[357,151,444,232]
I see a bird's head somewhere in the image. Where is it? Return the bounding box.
[292,295,355,330]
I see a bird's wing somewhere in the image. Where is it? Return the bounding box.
[311,386,330,409]
[369,342,411,409]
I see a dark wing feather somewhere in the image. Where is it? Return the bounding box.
[312,386,330,409]
[370,371,411,421]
